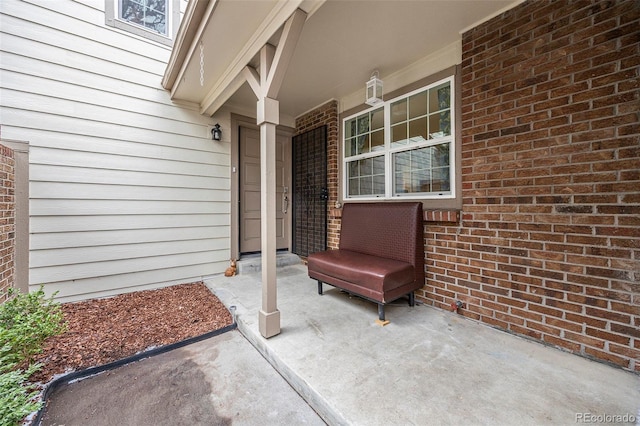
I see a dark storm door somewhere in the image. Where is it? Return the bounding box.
[292,126,327,257]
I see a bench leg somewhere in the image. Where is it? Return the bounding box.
[408,292,415,307]
[317,280,323,295]
[378,303,385,321]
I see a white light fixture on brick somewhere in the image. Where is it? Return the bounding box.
[365,70,383,106]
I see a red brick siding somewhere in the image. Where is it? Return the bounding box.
[0,144,15,303]
[442,0,639,372]
[295,101,340,249]
[299,1,639,373]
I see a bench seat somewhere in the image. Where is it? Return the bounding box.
[307,202,424,323]
[307,249,414,302]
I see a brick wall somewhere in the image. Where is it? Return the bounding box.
[295,101,341,249]
[421,0,638,372]
[300,1,638,373]
[0,144,15,303]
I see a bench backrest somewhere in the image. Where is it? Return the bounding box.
[339,202,424,284]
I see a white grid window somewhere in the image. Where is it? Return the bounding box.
[105,0,179,46]
[120,0,168,36]
[343,77,455,200]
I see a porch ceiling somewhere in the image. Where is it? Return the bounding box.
[164,0,518,119]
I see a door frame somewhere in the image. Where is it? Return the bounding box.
[230,113,294,260]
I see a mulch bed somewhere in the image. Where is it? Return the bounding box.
[30,282,233,385]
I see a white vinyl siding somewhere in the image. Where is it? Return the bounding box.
[0,0,230,302]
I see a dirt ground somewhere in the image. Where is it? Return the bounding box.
[30,282,233,385]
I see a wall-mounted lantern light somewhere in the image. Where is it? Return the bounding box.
[212,123,222,141]
[365,71,383,106]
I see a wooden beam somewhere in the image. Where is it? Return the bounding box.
[242,66,262,98]
[265,8,307,99]
[199,1,303,115]
[201,73,245,116]
[260,44,276,89]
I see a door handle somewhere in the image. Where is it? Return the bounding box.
[282,195,289,214]
[320,187,328,200]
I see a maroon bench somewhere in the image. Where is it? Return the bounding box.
[307,202,424,323]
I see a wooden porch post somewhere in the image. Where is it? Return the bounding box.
[257,97,280,338]
[242,9,306,338]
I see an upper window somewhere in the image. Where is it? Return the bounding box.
[120,0,168,36]
[105,0,179,46]
[343,77,455,200]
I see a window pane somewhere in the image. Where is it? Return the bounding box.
[395,151,410,172]
[121,0,167,35]
[393,143,451,196]
[429,82,451,111]
[357,135,369,155]
[357,115,369,135]
[345,109,384,158]
[360,177,372,194]
[371,129,384,151]
[373,174,385,194]
[432,143,450,168]
[345,118,356,138]
[412,169,429,192]
[349,178,359,196]
[432,167,451,191]
[429,110,451,138]
[409,91,427,119]
[346,156,385,197]
[411,147,430,169]
[345,137,355,157]
[371,108,384,130]
[373,156,385,174]
[408,117,427,143]
[349,161,359,177]
[391,99,407,125]
[360,157,372,175]
[395,171,407,194]
[391,123,407,146]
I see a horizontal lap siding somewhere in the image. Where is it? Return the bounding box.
[0,0,230,301]
[423,0,639,372]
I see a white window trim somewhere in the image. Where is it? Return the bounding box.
[105,0,180,46]
[342,76,456,201]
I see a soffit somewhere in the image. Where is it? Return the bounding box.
[166,0,516,118]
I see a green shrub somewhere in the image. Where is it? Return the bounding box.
[0,287,66,426]
[0,287,66,365]
[0,355,41,426]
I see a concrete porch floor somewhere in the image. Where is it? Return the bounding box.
[205,264,639,426]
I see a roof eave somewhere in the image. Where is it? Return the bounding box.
[162,0,215,91]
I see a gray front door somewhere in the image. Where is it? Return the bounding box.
[239,126,289,253]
